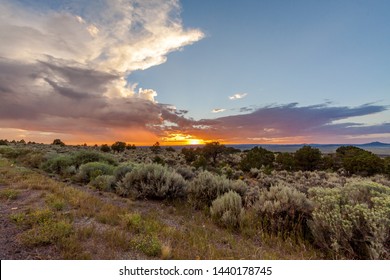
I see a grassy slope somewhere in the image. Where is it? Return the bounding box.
[0,156,322,260]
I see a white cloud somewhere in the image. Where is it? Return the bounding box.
[212,108,226,113]
[138,88,158,103]
[229,93,248,100]
[0,0,204,95]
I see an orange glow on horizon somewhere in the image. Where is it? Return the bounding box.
[161,133,206,146]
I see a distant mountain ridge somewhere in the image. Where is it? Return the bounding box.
[359,141,390,147]
[225,142,390,155]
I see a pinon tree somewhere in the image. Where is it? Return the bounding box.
[202,141,226,164]
[294,145,322,171]
[52,139,65,146]
[240,146,275,171]
[111,141,126,153]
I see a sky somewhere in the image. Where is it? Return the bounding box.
[0,0,389,145]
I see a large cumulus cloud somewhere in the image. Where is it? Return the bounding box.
[0,0,203,142]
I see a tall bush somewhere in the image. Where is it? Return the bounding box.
[210,191,244,229]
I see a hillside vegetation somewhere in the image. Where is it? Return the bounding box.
[0,140,389,259]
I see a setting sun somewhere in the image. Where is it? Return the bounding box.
[187,139,204,145]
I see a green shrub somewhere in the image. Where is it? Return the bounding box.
[118,163,187,200]
[20,220,73,246]
[19,151,46,168]
[90,175,116,191]
[210,191,244,229]
[41,154,74,175]
[308,181,390,259]
[0,189,19,200]
[188,171,247,209]
[72,150,116,168]
[130,234,162,257]
[122,213,143,233]
[0,146,26,159]
[254,184,312,235]
[76,162,115,183]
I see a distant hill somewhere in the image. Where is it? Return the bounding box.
[359,141,390,147]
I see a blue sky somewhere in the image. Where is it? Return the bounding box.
[0,0,389,144]
[131,0,390,120]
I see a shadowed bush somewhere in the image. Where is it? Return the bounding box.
[210,190,244,229]
[118,163,187,200]
[253,184,312,237]
[175,166,195,180]
[188,171,247,209]
[113,163,136,181]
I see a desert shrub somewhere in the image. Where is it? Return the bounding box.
[19,151,46,168]
[192,155,208,170]
[72,150,116,168]
[20,220,72,246]
[175,166,195,180]
[210,191,244,229]
[0,139,8,145]
[130,234,162,257]
[0,146,27,159]
[254,184,312,236]
[113,163,136,181]
[90,175,116,191]
[152,155,165,165]
[308,181,390,259]
[0,189,19,200]
[76,162,115,183]
[118,163,187,200]
[121,213,143,233]
[249,168,261,178]
[188,171,247,209]
[41,154,74,176]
